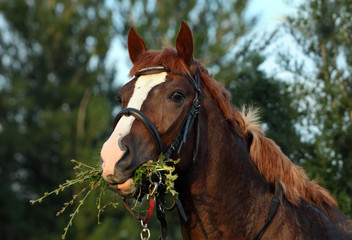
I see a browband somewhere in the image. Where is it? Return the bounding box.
[135,66,170,77]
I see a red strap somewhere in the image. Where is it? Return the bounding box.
[123,197,155,224]
[144,198,155,223]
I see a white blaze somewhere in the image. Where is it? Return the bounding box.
[101,72,167,180]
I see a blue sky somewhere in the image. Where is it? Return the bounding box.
[247,0,293,26]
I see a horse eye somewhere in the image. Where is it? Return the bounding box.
[169,91,185,103]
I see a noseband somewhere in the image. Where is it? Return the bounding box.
[114,107,163,155]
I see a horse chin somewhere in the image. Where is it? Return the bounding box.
[107,178,137,198]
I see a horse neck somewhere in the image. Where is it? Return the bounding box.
[176,86,274,239]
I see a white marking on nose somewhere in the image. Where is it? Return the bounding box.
[101,71,167,180]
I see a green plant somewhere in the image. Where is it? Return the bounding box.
[30,160,115,239]
[30,155,179,239]
[134,155,180,197]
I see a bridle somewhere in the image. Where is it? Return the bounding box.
[113,65,200,240]
[114,66,201,163]
[113,65,281,240]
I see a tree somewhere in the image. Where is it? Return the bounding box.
[0,0,116,239]
[114,0,255,64]
[277,0,352,215]
[227,47,306,160]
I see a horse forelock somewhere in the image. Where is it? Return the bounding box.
[128,46,337,212]
[129,47,190,77]
[240,107,337,211]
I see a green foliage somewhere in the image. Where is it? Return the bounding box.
[278,0,352,215]
[115,0,255,63]
[134,155,180,197]
[224,45,305,160]
[29,156,179,239]
[30,160,114,239]
[0,0,115,239]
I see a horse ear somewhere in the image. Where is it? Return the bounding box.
[176,21,194,65]
[128,27,147,64]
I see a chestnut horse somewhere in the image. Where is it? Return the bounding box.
[100,21,352,239]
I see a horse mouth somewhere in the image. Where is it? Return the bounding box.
[107,178,137,198]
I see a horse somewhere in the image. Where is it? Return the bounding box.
[100,21,352,239]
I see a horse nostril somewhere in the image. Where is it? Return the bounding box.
[122,147,130,160]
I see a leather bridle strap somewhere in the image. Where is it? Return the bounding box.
[114,108,163,156]
[252,181,282,240]
[163,70,201,163]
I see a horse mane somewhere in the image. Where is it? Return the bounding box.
[129,47,337,211]
[240,108,337,209]
[195,61,337,211]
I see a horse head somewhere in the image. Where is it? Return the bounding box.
[100,21,198,197]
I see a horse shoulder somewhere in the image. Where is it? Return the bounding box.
[333,208,352,236]
[268,201,352,240]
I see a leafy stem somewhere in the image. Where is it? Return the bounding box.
[134,155,180,197]
[61,187,93,239]
[30,154,180,239]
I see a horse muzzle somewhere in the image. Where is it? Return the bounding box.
[100,108,162,197]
